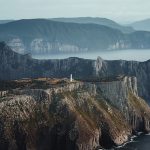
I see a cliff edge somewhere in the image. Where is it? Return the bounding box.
[0,77,150,150]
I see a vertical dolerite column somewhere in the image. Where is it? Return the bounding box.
[131,77,138,96]
[95,56,103,76]
[97,79,128,112]
[124,76,138,96]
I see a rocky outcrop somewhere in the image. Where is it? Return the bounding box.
[0,43,150,102]
[0,42,94,80]
[7,38,131,55]
[96,76,150,132]
[95,57,150,104]
[7,38,88,54]
[97,76,138,110]
[0,77,150,150]
[30,39,88,54]
[0,42,150,105]
[7,38,26,54]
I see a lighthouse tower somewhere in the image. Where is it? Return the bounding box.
[70,74,73,82]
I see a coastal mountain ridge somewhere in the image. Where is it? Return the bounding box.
[0,20,13,24]
[0,19,150,54]
[130,18,150,31]
[51,17,134,33]
[0,17,134,33]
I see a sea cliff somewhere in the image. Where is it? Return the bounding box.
[0,77,150,150]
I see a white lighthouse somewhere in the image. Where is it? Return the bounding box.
[70,74,73,82]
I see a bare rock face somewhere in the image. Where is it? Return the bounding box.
[30,39,87,54]
[95,56,103,76]
[0,77,150,150]
[96,76,150,132]
[7,38,25,54]
[0,42,150,106]
[95,56,150,104]
[6,38,131,55]
[124,76,138,96]
[7,38,87,55]
[97,76,139,112]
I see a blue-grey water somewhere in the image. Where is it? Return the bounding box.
[32,49,150,61]
[115,134,150,150]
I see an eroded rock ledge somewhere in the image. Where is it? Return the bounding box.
[0,77,150,150]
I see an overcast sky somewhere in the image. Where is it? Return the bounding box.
[0,0,150,23]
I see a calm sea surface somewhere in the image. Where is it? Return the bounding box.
[32,49,150,61]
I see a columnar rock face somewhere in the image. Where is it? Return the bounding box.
[8,38,87,54]
[0,42,94,80]
[0,43,150,102]
[95,56,103,76]
[0,78,150,150]
[7,38,131,55]
[97,79,128,111]
[124,76,138,96]
[0,42,150,104]
[0,42,144,80]
[97,76,150,132]
[7,38,26,54]
[30,39,87,54]
[95,57,150,104]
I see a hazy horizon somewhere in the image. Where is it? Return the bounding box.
[1,17,150,25]
[0,0,150,24]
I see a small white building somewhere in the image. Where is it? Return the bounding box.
[70,74,73,82]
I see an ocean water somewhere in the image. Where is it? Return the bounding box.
[115,134,150,150]
[32,49,150,61]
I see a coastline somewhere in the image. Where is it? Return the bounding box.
[114,132,150,150]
